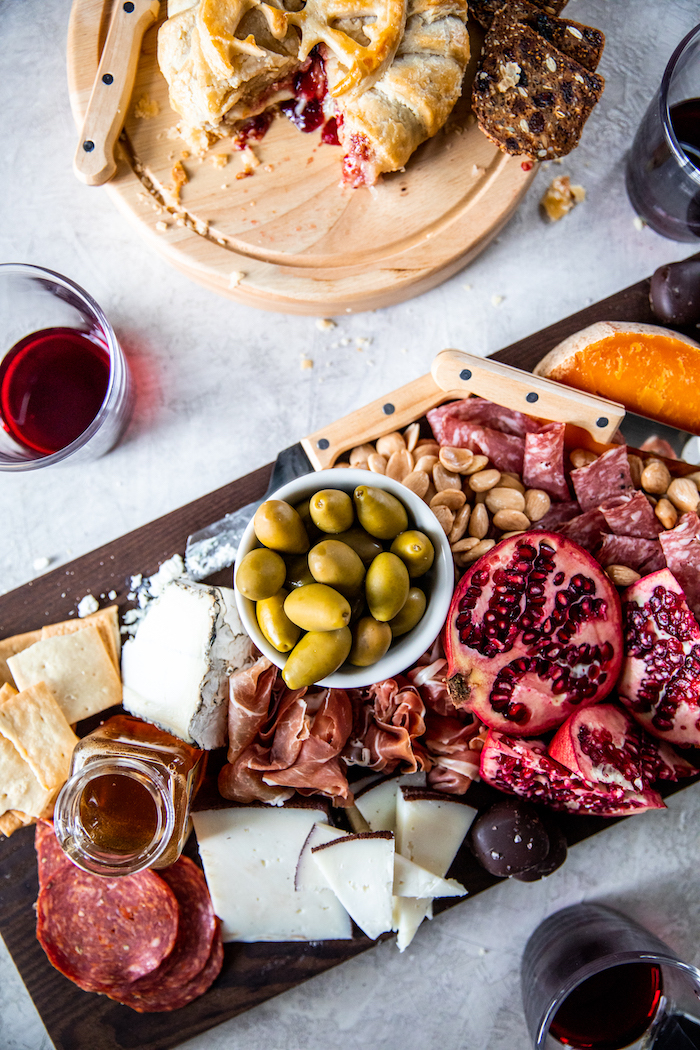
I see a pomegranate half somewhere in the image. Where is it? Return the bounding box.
[444,532,623,735]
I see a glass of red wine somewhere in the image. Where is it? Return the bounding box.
[521,903,700,1050]
[625,23,700,241]
[0,264,133,470]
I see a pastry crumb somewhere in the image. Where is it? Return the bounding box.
[491,294,504,306]
[155,220,169,232]
[540,175,586,221]
[211,153,229,168]
[471,164,486,177]
[300,356,314,370]
[316,318,336,331]
[134,95,160,119]
[229,271,246,288]
[171,160,189,202]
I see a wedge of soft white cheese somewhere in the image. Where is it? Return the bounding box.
[192,805,353,942]
[311,831,395,941]
[393,854,466,899]
[121,578,252,749]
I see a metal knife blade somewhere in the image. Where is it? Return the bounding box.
[618,411,699,462]
[184,443,313,580]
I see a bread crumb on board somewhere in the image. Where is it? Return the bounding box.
[540,175,586,221]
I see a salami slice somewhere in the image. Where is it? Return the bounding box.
[523,423,569,501]
[570,445,634,512]
[596,534,666,574]
[107,857,217,1009]
[111,918,224,1013]
[437,421,525,473]
[36,865,179,992]
[427,397,540,443]
[599,491,662,540]
[532,499,581,531]
[35,820,74,890]
[558,508,607,553]
[659,513,700,620]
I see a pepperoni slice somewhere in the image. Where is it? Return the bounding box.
[36,865,179,992]
[35,820,74,890]
[107,857,218,1010]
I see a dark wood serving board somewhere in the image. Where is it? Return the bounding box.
[1,258,699,1050]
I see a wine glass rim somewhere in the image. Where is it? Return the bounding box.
[659,22,700,187]
[0,263,125,470]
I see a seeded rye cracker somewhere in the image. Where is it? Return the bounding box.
[501,1,604,72]
[469,0,567,30]
[472,19,604,159]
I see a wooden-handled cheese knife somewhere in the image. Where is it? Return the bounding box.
[73,0,160,186]
[184,349,625,579]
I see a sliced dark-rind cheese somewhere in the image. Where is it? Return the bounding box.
[311,832,395,941]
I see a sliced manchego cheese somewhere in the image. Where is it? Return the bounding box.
[192,805,353,942]
[311,831,395,941]
[393,853,466,899]
[295,822,348,892]
[354,771,427,833]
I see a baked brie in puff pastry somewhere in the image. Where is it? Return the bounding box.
[157,0,470,185]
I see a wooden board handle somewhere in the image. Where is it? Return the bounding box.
[431,349,626,443]
[73,0,159,186]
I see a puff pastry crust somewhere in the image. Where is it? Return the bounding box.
[157,0,470,184]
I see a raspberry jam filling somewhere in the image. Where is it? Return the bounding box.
[280,53,339,143]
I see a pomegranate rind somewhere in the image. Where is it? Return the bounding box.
[619,568,700,746]
[548,702,696,793]
[479,730,665,816]
[444,532,623,736]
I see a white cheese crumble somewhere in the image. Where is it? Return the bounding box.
[32,556,50,572]
[77,594,100,618]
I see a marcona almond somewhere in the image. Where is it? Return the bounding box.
[415,454,438,474]
[605,564,641,587]
[468,502,489,539]
[451,536,480,553]
[501,530,526,539]
[485,487,526,513]
[469,468,502,492]
[524,488,551,522]
[431,489,467,511]
[570,448,598,468]
[350,443,375,466]
[402,470,430,498]
[627,454,643,489]
[415,439,440,457]
[654,497,677,530]
[432,505,455,534]
[498,474,525,493]
[493,509,530,531]
[667,477,700,514]
[433,463,462,491]
[367,453,387,474]
[448,503,471,543]
[386,449,413,482]
[439,446,475,474]
[685,471,700,489]
[641,459,671,494]
[334,461,351,468]
[403,421,420,452]
[460,538,496,563]
[376,431,406,457]
[462,454,489,476]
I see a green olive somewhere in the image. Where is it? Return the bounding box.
[253,500,309,554]
[293,499,324,545]
[236,547,287,601]
[308,539,365,597]
[365,551,410,622]
[389,586,427,637]
[349,617,392,666]
[285,553,315,590]
[256,589,301,652]
[309,489,355,534]
[282,627,353,689]
[284,583,351,632]
[334,528,384,566]
[390,530,435,578]
[353,485,408,540]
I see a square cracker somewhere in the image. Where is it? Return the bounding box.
[0,733,54,818]
[7,627,121,724]
[0,681,78,791]
[41,605,121,673]
[0,809,35,837]
[0,629,42,688]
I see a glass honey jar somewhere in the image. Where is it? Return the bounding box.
[54,715,205,877]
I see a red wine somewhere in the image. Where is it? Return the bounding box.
[0,327,110,455]
[671,98,700,171]
[549,962,663,1050]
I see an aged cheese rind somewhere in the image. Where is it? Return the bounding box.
[192,806,353,942]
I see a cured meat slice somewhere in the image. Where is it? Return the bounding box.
[659,512,700,620]
[596,535,666,575]
[599,491,661,540]
[570,445,634,512]
[427,397,540,442]
[437,422,525,473]
[523,423,569,501]
[36,865,179,992]
[109,859,222,1012]
[532,499,581,531]
[558,508,607,553]
[35,819,74,890]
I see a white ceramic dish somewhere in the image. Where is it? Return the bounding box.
[234,468,455,688]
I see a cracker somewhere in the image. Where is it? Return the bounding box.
[472,21,604,159]
[0,681,78,792]
[41,605,121,673]
[0,629,42,688]
[7,626,122,724]
[0,809,35,837]
[0,734,54,818]
[469,0,567,30]
[495,1,604,72]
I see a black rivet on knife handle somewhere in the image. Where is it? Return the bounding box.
[526,392,539,403]
[596,417,609,429]
[82,140,95,152]
[102,73,114,85]
[317,438,330,450]
[460,369,472,381]
[123,1,135,10]
[383,403,395,415]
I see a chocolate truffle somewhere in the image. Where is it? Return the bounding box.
[650,259,700,326]
[469,798,551,877]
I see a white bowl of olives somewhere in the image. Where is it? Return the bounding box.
[233,469,454,689]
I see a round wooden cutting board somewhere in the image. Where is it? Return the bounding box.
[67,0,537,315]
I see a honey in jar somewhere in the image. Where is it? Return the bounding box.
[53,715,205,876]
